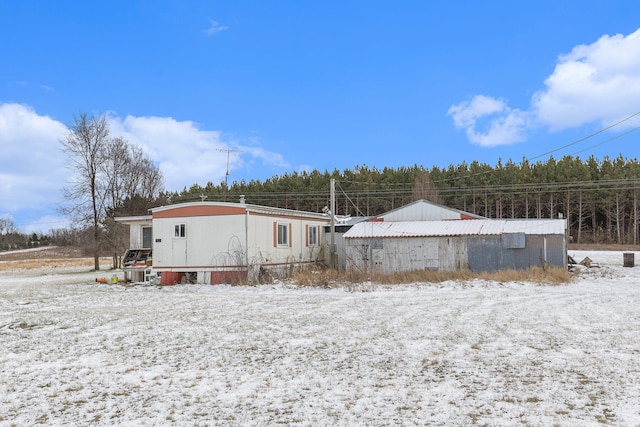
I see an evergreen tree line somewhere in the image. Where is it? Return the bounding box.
[171,154,640,245]
[0,217,59,251]
[6,152,635,254]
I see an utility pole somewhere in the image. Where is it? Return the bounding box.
[330,178,336,269]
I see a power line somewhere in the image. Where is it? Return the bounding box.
[528,111,640,162]
[178,110,640,209]
[571,126,640,156]
[433,110,640,185]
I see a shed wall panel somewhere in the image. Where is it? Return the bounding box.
[467,235,566,272]
[386,238,440,272]
[438,236,468,271]
[345,237,445,274]
[467,237,508,272]
[345,232,565,274]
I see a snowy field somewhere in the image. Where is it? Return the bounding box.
[1,251,639,426]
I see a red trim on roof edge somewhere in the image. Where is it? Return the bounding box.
[153,205,246,218]
[461,214,480,220]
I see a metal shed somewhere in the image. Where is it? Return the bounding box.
[343,219,567,274]
[324,200,483,270]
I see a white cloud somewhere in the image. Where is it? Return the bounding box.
[0,103,68,214]
[108,115,229,191]
[447,95,529,147]
[204,18,228,36]
[450,28,640,145]
[108,115,289,191]
[242,146,289,169]
[0,104,289,230]
[533,28,640,131]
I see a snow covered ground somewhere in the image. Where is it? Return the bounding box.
[1,250,639,426]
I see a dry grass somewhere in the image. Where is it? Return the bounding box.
[0,246,113,271]
[568,243,637,251]
[478,266,571,284]
[291,266,571,288]
[0,246,84,261]
[0,258,114,272]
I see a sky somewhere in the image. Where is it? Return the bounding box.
[2,1,640,233]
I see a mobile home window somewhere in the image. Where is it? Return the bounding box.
[174,223,186,238]
[142,226,152,248]
[277,223,289,246]
[308,225,319,246]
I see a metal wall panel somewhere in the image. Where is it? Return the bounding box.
[467,237,507,272]
[468,235,566,272]
[345,233,566,274]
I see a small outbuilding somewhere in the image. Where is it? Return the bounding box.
[325,199,484,269]
[343,219,567,274]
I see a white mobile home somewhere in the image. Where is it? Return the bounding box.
[119,201,329,284]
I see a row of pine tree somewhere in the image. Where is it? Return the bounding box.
[170,154,640,245]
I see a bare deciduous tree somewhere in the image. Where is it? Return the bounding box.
[61,113,164,270]
[0,217,16,235]
[412,170,442,204]
[61,113,110,270]
[102,138,164,261]
[103,139,163,207]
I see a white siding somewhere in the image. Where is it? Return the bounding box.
[152,211,327,270]
[153,214,246,268]
[248,215,324,265]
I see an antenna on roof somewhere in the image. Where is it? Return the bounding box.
[216,147,239,201]
[200,194,207,202]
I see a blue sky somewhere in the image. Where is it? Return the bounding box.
[2,1,640,233]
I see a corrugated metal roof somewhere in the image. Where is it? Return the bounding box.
[343,219,566,238]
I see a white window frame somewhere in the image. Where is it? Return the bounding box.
[174,223,186,238]
[308,225,319,247]
[277,223,289,247]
